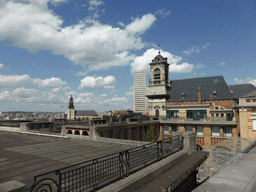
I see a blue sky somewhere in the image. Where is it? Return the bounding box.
[0,0,256,112]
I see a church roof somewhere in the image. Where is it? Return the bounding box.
[75,110,98,116]
[228,84,256,99]
[151,54,167,63]
[168,76,234,102]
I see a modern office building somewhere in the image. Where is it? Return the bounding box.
[134,72,147,114]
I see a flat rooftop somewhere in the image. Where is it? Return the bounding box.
[0,130,134,187]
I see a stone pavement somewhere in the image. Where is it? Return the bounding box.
[0,130,134,187]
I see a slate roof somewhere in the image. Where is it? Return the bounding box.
[241,90,256,98]
[75,110,98,116]
[168,76,234,102]
[228,84,256,99]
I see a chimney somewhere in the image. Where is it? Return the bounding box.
[198,87,202,105]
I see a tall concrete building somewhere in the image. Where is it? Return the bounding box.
[134,72,147,114]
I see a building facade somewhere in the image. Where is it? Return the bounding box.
[147,54,171,117]
[147,53,256,149]
[134,72,147,114]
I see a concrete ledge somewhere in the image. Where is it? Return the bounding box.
[0,180,26,192]
[193,147,256,192]
[98,150,188,192]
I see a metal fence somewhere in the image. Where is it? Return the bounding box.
[27,135,184,192]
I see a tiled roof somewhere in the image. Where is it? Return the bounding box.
[228,84,256,99]
[75,110,98,116]
[168,76,234,102]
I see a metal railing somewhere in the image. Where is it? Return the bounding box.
[27,135,184,192]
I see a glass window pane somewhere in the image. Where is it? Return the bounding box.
[253,120,256,130]
[186,125,193,132]
[223,127,232,137]
[212,126,220,137]
[196,126,203,136]
[163,125,169,134]
[171,125,178,134]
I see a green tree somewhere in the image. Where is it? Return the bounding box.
[144,124,155,142]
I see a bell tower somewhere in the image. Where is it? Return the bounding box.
[147,51,171,117]
[67,95,75,120]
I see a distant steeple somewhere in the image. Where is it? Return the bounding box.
[68,95,74,109]
[158,41,161,55]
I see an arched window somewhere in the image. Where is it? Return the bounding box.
[154,68,160,84]
[67,129,72,134]
[155,109,159,117]
[82,130,89,136]
[74,129,80,135]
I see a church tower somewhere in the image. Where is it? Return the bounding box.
[67,95,75,120]
[147,52,171,117]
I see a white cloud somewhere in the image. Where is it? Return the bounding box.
[0,63,9,71]
[88,0,104,11]
[202,43,210,49]
[234,77,256,86]
[125,14,156,34]
[195,64,204,68]
[78,75,116,90]
[183,43,210,55]
[118,22,125,27]
[0,75,31,88]
[0,75,67,90]
[130,48,193,75]
[0,1,157,73]
[105,97,128,103]
[33,77,67,89]
[155,9,171,18]
[169,62,194,73]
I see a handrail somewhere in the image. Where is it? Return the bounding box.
[27,135,184,192]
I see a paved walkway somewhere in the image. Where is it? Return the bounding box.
[0,130,134,187]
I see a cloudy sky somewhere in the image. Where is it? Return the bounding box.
[0,0,256,112]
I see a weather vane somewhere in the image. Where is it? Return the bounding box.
[158,41,161,55]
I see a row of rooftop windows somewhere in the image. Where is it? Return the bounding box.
[163,125,233,137]
[167,110,232,121]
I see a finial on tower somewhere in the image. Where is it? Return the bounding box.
[158,41,161,55]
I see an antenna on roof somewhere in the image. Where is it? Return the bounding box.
[158,41,161,55]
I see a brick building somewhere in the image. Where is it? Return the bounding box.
[147,53,256,149]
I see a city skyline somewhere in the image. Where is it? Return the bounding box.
[0,0,256,112]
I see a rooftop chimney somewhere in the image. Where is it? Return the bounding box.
[198,87,202,105]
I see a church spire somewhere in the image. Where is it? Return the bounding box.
[158,41,161,55]
[68,95,74,109]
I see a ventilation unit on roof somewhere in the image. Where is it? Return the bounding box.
[214,79,219,83]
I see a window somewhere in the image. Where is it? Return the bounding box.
[216,113,219,117]
[154,68,160,84]
[212,126,220,137]
[163,125,169,135]
[196,126,204,136]
[221,113,224,118]
[171,125,178,134]
[167,110,179,118]
[253,120,256,130]
[211,113,214,118]
[187,110,207,120]
[226,114,232,121]
[186,125,193,132]
[223,127,232,137]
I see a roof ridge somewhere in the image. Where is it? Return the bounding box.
[170,75,223,81]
